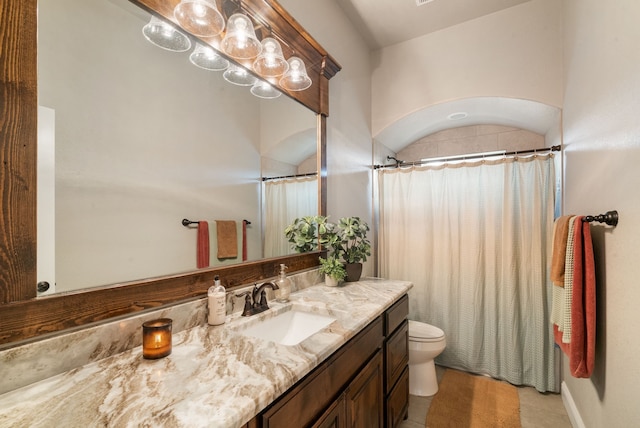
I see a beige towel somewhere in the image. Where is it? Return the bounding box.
[216,220,238,259]
[551,215,573,287]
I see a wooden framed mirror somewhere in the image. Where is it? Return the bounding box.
[0,0,339,347]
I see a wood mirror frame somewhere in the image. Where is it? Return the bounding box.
[0,0,340,347]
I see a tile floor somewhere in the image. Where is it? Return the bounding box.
[399,366,572,428]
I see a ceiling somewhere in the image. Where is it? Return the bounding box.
[335,0,559,152]
[337,0,532,50]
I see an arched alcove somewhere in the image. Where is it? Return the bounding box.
[374,97,561,155]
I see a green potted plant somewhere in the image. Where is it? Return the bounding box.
[331,217,371,282]
[285,215,371,282]
[318,255,346,287]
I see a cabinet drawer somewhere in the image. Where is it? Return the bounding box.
[385,320,408,392]
[385,294,408,336]
[386,367,409,428]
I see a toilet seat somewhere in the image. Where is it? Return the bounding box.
[408,320,445,342]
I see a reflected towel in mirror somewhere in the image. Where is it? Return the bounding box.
[216,220,238,259]
[197,221,210,268]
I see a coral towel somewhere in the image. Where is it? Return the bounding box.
[197,221,210,268]
[216,220,238,259]
[554,216,596,378]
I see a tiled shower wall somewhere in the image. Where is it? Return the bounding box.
[397,125,545,162]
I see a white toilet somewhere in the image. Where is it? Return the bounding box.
[408,320,446,396]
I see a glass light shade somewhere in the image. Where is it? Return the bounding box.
[221,14,262,59]
[252,38,288,77]
[250,81,281,99]
[223,64,257,86]
[189,43,229,71]
[279,57,312,91]
[174,0,225,37]
[142,16,192,52]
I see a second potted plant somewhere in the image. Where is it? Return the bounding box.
[318,255,347,287]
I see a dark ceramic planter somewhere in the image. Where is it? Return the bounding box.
[344,263,363,282]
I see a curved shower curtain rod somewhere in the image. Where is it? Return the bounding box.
[374,145,562,170]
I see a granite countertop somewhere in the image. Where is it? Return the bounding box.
[0,278,412,428]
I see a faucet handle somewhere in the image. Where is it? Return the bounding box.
[235,291,253,317]
[259,290,268,308]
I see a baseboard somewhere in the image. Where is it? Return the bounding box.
[561,381,586,428]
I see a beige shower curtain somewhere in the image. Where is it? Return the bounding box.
[263,176,318,258]
[378,154,557,392]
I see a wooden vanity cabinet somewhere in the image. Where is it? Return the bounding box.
[314,351,383,428]
[383,294,410,428]
[248,294,409,428]
[257,317,383,427]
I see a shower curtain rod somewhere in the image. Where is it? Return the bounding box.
[262,172,318,181]
[374,144,562,170]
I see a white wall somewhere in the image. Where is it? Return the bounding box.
[278,0,375,276]
[371,0,563,137]
[562,0,640,426]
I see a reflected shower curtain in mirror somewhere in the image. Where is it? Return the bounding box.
[378,154,557,392]
[263,176,318,257]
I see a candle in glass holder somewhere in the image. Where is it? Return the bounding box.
[142,318,172,359]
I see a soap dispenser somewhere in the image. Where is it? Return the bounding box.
[208,275,226,325]
[275,264,292,303]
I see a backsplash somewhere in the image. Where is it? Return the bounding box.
[0,268,323,395]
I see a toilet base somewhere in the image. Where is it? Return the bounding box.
[409,359,438,396]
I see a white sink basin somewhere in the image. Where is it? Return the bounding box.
[238,308,336,346]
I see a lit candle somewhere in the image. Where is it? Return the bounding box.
[142,318,172,359]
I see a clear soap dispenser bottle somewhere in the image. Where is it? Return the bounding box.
[275,264,292,303]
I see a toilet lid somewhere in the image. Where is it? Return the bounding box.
[408,320,445,341]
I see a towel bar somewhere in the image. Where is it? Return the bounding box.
[583,210,618,227]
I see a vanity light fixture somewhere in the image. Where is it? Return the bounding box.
[252,37,289,77]
[223,63,258,86]
[142,16,192,52]
[279,56,312,91]
[174,0,225,37]
[250,80,281,99]
[221,13,262,59]
[189,43,230,71]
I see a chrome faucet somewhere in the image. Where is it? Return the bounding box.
[236,282,279,317]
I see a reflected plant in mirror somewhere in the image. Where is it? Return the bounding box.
[284,216,333,253]
[36,0,318,294]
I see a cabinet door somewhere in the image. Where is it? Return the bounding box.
[312,394,346,428]
[345,350,383,428]
[385,320,409,393]
[386,367,409,428]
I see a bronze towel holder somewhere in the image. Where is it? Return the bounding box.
[182,218,251,226]
[583,210,618,227]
